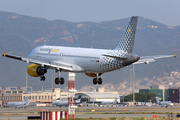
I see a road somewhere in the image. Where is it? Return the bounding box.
[0,106,179,120]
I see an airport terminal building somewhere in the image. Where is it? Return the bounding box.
[76,92,120,103]
[0,87,119,106]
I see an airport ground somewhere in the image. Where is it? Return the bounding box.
[1,106,180,120]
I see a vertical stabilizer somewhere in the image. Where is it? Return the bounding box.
[23,96,29,103]
[155,96,160,104]
[115,16,138,53]
[113,97,118,103]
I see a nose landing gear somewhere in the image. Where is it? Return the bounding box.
[40,76,45,81]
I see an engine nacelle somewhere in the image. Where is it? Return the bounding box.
[85,73,102,77]
[27,64,47,77]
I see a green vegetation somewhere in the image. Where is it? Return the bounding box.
[75,118,83,120]
[122,93,156,102]
[82,111,178,115]
[110,117,117,120]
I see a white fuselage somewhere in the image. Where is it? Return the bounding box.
[52,101,68,106]
[6,101,27,107]
[100,101,115,105]
[160,101,174,107]
[28,45,136,73]
[52,98,81,107]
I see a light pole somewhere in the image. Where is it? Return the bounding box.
[1,92,3,107]
[25,69,28,92]
[129,69,132,93]
[52,75,53,102]
[133,64,135,105]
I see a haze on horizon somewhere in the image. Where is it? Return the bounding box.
[0,0,179,26]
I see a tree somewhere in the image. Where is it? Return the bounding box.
[122,93,156,102]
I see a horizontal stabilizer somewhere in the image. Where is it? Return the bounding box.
[134,53,177,64]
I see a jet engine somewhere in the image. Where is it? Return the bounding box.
[27,64,47,77]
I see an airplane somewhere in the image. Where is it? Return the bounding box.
[99,97,118,107]
[155,96,174,108]
[52,95,81,107]
[5,96,29,109]
[2,16,177,85]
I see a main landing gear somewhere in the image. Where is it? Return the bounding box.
[55,77,64,85]
[93,78,103,85]
[55,69,64,85]
[93,73,103,85]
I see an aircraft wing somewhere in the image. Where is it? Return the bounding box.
[2,52,84,72]
[22,58,73,71]
[134,53,177,64]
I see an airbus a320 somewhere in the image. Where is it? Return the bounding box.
[2,16,177,85]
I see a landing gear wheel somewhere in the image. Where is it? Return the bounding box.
[55,77,65,85]
[60,78,64,85]
[55,78,60,85]
[98,78,103,85]
[40,76,45,81]
[93,78,98,85]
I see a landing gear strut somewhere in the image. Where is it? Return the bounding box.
[55,69,65,85]
[93,73,103,85]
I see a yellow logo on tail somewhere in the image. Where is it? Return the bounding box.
[3,51,6,57]
[174,53,177,58]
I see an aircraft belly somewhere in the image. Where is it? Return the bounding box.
[64,57,101,72]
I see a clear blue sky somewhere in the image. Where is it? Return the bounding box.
[0,0,179,26]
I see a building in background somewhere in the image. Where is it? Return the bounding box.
[0,90,2,107]
[21,86,33,93]
[139,85,180,103]
[5,86,17,91]
[139,89,164,101]
[168,89,179,103]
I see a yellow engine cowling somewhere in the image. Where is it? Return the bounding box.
[27,64,47,77]
[85,73,97,77]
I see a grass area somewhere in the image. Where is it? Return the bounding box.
[77,111,177,114]
[0,112,38,115]
[71,117,178,120]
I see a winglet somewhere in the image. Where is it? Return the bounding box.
[174,53,177,59]
[2,51,6,57]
